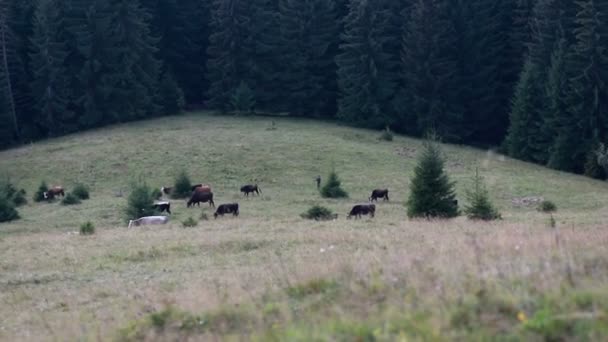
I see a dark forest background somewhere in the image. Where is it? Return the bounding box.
[0,0,607,178]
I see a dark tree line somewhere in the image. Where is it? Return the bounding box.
[1,0,607,178]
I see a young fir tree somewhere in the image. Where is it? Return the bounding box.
[320,169,348,198]
[464,168,501,220]
[279,0,339,117]
[407,137,459,219]
[172,170,192,199]
[125,181,156,221]
[0,189,19,222]
[336,0,400,128]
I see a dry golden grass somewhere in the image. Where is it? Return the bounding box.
[1,113,608,340]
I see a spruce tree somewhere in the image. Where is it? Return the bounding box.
[172,170,192,199]
[0,189,19,222]
[125,181,156,221]
[321,170,348,198]
[279,0,339,117]
[407,137,459,219]
[400,0,464,142]
[464,168,501,221]
[336,0,400,128]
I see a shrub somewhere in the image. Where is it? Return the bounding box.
[72,183,90,200]
[321,170,348,198]
[34,181,49,202]
[125,182,156,221]
[0,191,19,222]
[61,193,81,205]
[80,221,95,235]
[301,205,335,221]
[407,137,459,218]
[172,170,192,199]
[182,217,198,228]
[1,180,27,207]
[464,169,501,221]
[200,212,209,221]
[230,81,255,115]
[151,188,163,200]
[379,126,394,141]
[538,200,557,213]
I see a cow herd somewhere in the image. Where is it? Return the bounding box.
[128,183,389,228]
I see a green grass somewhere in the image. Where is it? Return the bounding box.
[1,112,608,340]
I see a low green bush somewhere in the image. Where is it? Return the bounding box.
[80,221,95,235]
[301,205,336,221]
[72,183,90,200]
[61,193,81,205]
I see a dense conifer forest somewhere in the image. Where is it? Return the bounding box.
[0,0,607,178]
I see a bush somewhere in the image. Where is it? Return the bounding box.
[230,81,255,115]
[407,137,459,218]
[80,221,95,235]
[61,193,81,206]
[125,182,156,221]
[538,200,557,213]
[72,183,90,200]
[1,180,27,207]
[321,170,348,198]
[379,126,394,141]
[172,170,192,199]
[182,217,198,228]
[0,191,19,222]
[34,181,49,202]
[151,188,163,200]
[464,169,501,221]
[301,205,335,221]
[200,212,209,221]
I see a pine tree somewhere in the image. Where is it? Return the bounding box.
[206,0,254,112]
[400,0,464,142]
[464,168,501,220]
[279,0,339,117]
[105,0,160,121]
[125,181,156,220]
[172,170,192,199]
[0,189,19,222]
[157,70,185,115]
[336,0,401,128]
[505,59,545,162]
[407,137,459,219]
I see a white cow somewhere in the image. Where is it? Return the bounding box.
[128,216,169,228]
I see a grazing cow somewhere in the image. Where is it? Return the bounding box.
[187,191,215,208]
[347,204,376,219]
[241,184,261,197]
[192,184,212,193]
[153,201,171,214]
[43,186,65,200]
[369,189,389,202]
[214,203,239,219]
[161,186,172,195]
[128,216,169,228]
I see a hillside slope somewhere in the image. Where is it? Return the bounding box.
[1,112,607,233]
[2,113,608,341]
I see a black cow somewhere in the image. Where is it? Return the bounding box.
[187,191,215,208]
[153,201,171,214]
[241,184,261,197]
[369,189,389,202]
[347,204,376,219]
[214,203,239,219]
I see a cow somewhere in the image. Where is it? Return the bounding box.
[43,186,65,200]
[153,201,171,214]
[241,184,261,197]
[214,203,239,219]
[192,184,212,193]
[347,204,376,219]
[187,191,215,208]
[128,216,169,228]
[369,189,389,202]
[161,186,172,195]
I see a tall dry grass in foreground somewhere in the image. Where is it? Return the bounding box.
[2,218,608,340]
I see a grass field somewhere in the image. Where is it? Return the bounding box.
[1,113,608,340]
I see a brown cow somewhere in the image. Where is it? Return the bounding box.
[192,185,212,193]
[187,191,215,208]
[44,186,65,200]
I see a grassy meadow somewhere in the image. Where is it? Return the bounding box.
[1,113,608,340]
